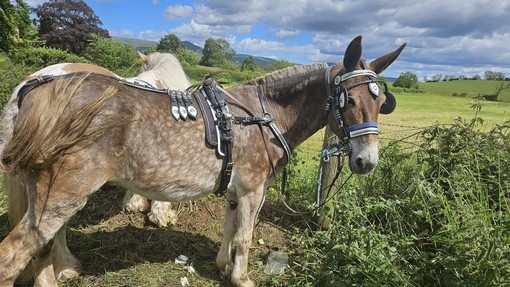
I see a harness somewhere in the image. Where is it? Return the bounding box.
[192,77,291,197]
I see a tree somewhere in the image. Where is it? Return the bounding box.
[174,48,200,67]
[484,70,505,81]
[199,38,236,67]
[484,82,510,101]
[155,33,199,67]
[431,74,443,82]
[393,71,418,89]
[241,56,259,71]
[84,35,139,76]
[0,0,36,52]
[33,0,109,55]
[156,34,185,54]
[270,59,294,71]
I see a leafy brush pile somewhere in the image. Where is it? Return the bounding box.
[288,118,510,287]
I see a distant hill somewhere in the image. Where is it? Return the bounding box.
[114,37,277,68]
[231,54,277,69]
[182,40,203,52]
[113,36,157,52]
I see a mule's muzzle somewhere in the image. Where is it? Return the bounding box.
[348,137,379,174]
[350,154,378,174]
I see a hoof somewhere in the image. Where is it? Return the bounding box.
[231,275,255,287]
[56,265,81,283]
[54,251,81,283]
[123,193,150,213]
[148,201,177,227]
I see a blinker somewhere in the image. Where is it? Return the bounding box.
[379,91,396,114]
[369,82,379,96]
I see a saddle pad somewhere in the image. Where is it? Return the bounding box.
[193,90,218,147]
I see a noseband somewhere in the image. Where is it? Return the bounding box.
[324,64,388,152]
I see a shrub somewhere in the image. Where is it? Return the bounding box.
[288,118,510,286]
[0,54,34,110]
[84,35,140,77]
[183,66,265,85]
[9,46,87,68]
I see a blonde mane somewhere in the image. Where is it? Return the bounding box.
[135,52,191,90]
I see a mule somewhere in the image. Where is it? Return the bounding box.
[0,52,188,283]
[0,36,405,287]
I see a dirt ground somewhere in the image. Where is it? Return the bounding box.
[5,186,304,286]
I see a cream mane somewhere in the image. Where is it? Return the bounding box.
[134,52,191,90]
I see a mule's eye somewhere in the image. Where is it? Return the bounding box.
[347,97,356,106]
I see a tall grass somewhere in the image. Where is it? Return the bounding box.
[285,117,510,286]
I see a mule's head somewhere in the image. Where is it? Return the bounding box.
[325,36,406,174]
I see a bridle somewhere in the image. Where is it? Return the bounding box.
[323,62,392,157]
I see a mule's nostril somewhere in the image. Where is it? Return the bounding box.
[354,156,377,174]
[356,157,365,169]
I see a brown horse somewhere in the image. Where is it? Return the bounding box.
[0,52,189,283]
[0,36,405,287]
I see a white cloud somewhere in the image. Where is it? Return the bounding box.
[164,4,193,20]
[138,29,167,42]
[24,0,45,6]
[105,0,510,77]
[118,29,135,38]
[236,38,315,54]
[276,29,300,39]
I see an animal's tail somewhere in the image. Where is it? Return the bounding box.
[1,73,123,175]
[2,73,124,282]
[4,173,34,281]
[5,172,82,282]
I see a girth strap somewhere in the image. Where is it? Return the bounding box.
[200,79,234,197]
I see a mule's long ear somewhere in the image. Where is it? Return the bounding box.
[343,35,363,71]
[368,42,407,74]
[137,51,149,64]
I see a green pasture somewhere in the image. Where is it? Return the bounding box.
[420,80,510,101]
[379,92,509,138]
[300,91,510,157]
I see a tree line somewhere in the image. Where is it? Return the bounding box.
[0,0,294,74]
[424,71,508,82]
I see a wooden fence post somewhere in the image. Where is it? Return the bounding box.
[317,125,340,230]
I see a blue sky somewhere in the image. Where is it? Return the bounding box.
[27,0,510,80]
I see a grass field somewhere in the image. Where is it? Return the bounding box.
[420,79,510,101]
[0,80,509,286]
[379,92,509,138]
